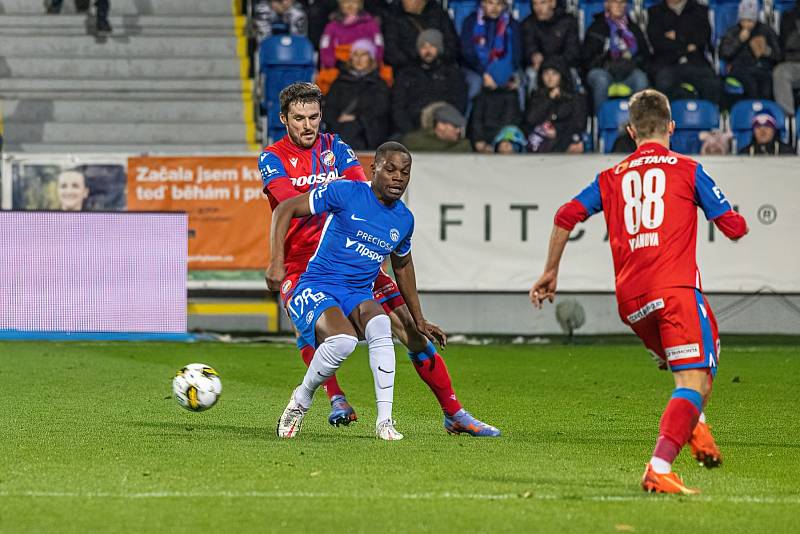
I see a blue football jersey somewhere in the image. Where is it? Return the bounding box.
[303,180,414,289]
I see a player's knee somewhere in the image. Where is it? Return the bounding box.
[319,333,358,366]
[365,314,393,346]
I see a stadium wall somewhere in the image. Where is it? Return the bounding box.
[3,153,798,335]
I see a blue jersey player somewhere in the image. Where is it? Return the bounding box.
[268,142,443,441]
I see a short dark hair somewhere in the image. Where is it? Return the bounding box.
[375,141,412,164]
[628,89,671,139]
[279,82,323,116]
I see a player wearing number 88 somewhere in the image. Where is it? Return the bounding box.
[530,89,749,494]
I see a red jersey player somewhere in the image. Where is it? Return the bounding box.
[259,82,499,437]
[530,90,748,494]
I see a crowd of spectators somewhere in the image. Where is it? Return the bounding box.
[253,0,800,155]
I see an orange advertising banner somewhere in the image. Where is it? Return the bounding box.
[127,156,269,270]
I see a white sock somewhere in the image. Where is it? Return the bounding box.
[699,412,706,424]
[295,334,358,409]
[365,314,395,425]
[649,456,672,474]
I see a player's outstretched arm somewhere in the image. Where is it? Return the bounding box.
[265,192,312,291]
[391,252,447,348]
[530,225,571,309]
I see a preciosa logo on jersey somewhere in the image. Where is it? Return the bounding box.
[290,171,340,187]
[321,150,335,167]
[389,228,400,242]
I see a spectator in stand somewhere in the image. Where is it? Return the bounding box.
[319,0,384,70]
[647,0,720,104]
[392,30,469,136]
[520,0,581,93]
[307,0,390,50]
[524,57,586,153]
[492,125,528,153]
[383,0,460,73]
[322,39,391,149]
[460,0,523,101]
[582,0,650,112]
[738,111,795,155]
[468,82,522,153]
[773,0,800,115]
[47,0,111,35]
[719,0,780,100]
[253,0,308,43]
[402,102,473,152]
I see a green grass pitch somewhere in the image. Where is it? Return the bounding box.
[2,339,799,533]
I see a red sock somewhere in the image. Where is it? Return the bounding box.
[652,397,701,464]
[299,345,344,400]
[412,353,462,416]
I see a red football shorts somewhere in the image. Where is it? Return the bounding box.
[618,287,720,375]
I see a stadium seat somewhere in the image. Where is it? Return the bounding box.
[448,0,478,33]
[670,99,719,154]
[513,0,532,21]
[729,99,789,151]
[578,1,605,37]
[597,99,630,153]
[258,35,315,143]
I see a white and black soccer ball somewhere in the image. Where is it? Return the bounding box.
[173,363,222,412]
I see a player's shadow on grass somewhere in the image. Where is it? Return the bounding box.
[125,420,266,439]
[124,421,379,441]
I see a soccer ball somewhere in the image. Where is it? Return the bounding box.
[173,363,222,412]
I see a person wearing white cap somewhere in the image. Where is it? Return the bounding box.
[718,0,781,100]
[737,111,795,155]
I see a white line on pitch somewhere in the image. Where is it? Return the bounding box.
[0,491,798,504]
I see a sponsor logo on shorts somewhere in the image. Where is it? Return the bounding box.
[305,311,314,324]
[627,298,665,324]
[281,279,293,295]
[390,228,400,242]
[321,150,335,167]
[665,343,701,362]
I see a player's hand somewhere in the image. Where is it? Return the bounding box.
[265,262,286,292]
[530,270,558,309]
[417,319,447,349]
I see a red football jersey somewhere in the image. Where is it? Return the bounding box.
[258,133,365,272]
[573,142,734,302]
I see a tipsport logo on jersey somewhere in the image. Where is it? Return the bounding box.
[343,230,396,263]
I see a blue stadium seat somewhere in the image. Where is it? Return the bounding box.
[448,0,478,33]
[670,99,719,154]
[513,0,531,21]
[597,99,630,153]
[578,1,605,37]
[730,99,790,151]
[259,35,315,143]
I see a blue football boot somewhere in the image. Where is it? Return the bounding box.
[328,395,357,426]
[444,409,501,437]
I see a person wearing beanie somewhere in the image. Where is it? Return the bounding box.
[523,57,587,153]
[383,0,461,72]
[460,0,523,100]
[323,38,391,149]
[319,0,384,70]
[391,29,469,135]
[719,0,781,100]
[492,125,528,153]
[737,111,795,155]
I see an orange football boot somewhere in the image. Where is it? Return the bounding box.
[641,464,700,495]
[689,421,723,468]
